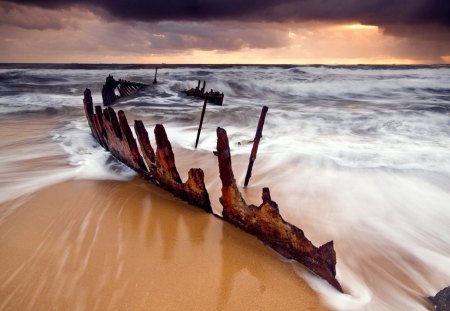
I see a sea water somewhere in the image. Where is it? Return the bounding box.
[0,63,449,310]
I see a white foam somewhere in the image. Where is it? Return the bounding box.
[1,65,449,310]
[0,120,135,205]
[53,120,136,181]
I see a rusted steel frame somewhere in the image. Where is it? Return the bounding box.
[183,80,224,105]
[216,127,343,292]
[84,87,342,291]
[102,74,120,106]
[195,97,208,149]
[118,85,127,97]
[429,286,450,311]
[244,105,268,187]
[204,89,224,106]
[184,80,205,97]
[201,80,206,95]
[119,84,134,96]
[134,120,156,168]
[83,88,212,213]
[102,75,147,106]
[153,67,158,84]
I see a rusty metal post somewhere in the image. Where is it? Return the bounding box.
[195,97,208,149]
[244,106,268,187]
[153,67,158,84]
[201,81,206,94]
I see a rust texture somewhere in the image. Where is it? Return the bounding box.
[102,74,147,106]
[244,105,268,187]
[84,87,343,292]
[153,67,158,85]
[429,286,450,311]
[195,97,208,149]
[83,88,212,213]
[183,80,224,105]
[216,127,343,292]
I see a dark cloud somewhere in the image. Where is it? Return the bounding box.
[3,0,450,28]
[0,1,79,30]
[146,22,289,51]
[3,0,450,53]
[1,0,449,63]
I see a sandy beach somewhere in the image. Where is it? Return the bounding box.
[1,64,449,310]
[0,178,328,310]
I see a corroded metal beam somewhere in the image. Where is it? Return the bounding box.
[101,75,147,106]
[429,286,450,311]
[153,67,158,84]
[183,80,224,106]
[244,105,268,187]
[84,88,212,213]
[83,87,343,291]
[216,127,343,292]
[195,97,208,149]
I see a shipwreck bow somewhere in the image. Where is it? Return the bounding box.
[82,87,343,292]
[216,127,343,292]
[83,88,212,212]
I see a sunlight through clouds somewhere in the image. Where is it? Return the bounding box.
[0,0,449,64]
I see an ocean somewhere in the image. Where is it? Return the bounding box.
[0,63,449,310]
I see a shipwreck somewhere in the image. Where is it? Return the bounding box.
[101,74,147,106]
[82,76,343,292]
[183,80,224,105]
[429,286,450,311]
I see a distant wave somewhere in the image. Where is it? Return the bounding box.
[1,64,449,310]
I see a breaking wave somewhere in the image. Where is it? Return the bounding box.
[1,63,449,310]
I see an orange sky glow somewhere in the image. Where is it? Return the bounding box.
[0,2,449,64]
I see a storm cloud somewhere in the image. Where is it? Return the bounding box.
[0,0,449,63]
[3,0,450,28]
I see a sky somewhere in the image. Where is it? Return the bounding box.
[0,0,449,64]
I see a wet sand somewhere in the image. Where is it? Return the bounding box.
[0,178,329,310]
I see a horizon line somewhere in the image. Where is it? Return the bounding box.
[0,62,448,66]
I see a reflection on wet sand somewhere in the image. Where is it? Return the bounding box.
[218,220,327,311]
[0,179,327,310]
